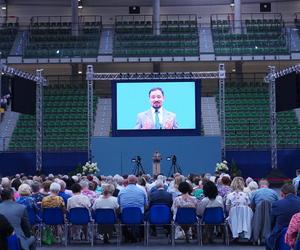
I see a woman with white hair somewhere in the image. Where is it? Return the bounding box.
[93,183,119,243]
[80,179,98,204]
[41,182,65,210]
[16,183,39,225]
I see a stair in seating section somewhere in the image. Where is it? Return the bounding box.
[201,97,220,135]
[94,98,111,136]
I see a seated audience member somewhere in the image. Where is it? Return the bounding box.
[0,213,14,250]
[217,175,232,200]
[197,181,224,243]
[250,179,278,210]
[285,212,300,248]
[244,180,258,195]
[118,175,147,243]
[197,181,223,216]
[168,175,185,200]
[67,183,91,241]
[16,184,39,224]
[80,179,98,204]
[93,183,119,243]
[192,176,203,199]
[172,181,198,242]
[243,177,254,192]
[0,188,36,250]
[225,177,250,212]
[148,179,173,237]
[112,174,124,197]
[56,179,72,206]
[40,180,52,197]
[266,184,300,250]
[30,181,44,204]
[41,182,64,210]
[149,180,173,208]
[67,183,91,210]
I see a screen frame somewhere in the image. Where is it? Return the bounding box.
[111,79,201,137]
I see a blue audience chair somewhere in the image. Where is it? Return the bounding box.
[200,207,229,245]
[7,233,21,250]
[278,227,290,250]
[173,207,200,245]
[67,207,94,246]
[93,208,119,245]
[146,205,172,245]
[42,207,67,246]
[120,207,146,245]
[27,206,42,246]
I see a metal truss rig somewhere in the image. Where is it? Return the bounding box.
[86,64,226,161]
[265,64,300,169]
[91,71,221,80]
[0,62,47,173]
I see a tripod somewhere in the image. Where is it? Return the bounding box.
[168,155,182,177]
[132,159,145,176]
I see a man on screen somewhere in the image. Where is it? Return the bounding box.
[134,87,179,129]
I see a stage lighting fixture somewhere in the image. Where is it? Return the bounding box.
[230,0,235,7]
[78,0,83,9]
[56,50,60,54]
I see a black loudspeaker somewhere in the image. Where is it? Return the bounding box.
[11,76,36,115]
[129,6,140,14]
[275,72,300,112]
[260,2,271,12]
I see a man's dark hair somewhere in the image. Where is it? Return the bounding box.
[1,188,14,201]
[178,181,192,194]
[148,87,164,97]
[71,183,82,193]
[281,183,295,195]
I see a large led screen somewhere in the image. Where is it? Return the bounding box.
[112,80,201,136]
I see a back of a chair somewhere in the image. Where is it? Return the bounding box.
[94,208,117,224]
[42,207,65,225]
[278,227,290,250]
[175,207,197,225]
[121,207,143,224]
[27,206,41,226]
[7,234,21,250]
[68,207,91,225]
[202,207,225,224]
[149,205,171,225]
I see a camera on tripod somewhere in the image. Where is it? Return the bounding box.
[167,155,181,176]
[131,155,145,176]
[131,155,141,164]
[166,155,177,164]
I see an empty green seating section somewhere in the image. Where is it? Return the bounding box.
[0,22,19,57]
[212,16,289,56]
[216,83,300,148]
[24,19,101,58]
[114,15,199,57]
[9,84,98,151]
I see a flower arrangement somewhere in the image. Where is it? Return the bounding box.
[82,161,99,175]
[215,160,229,173]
